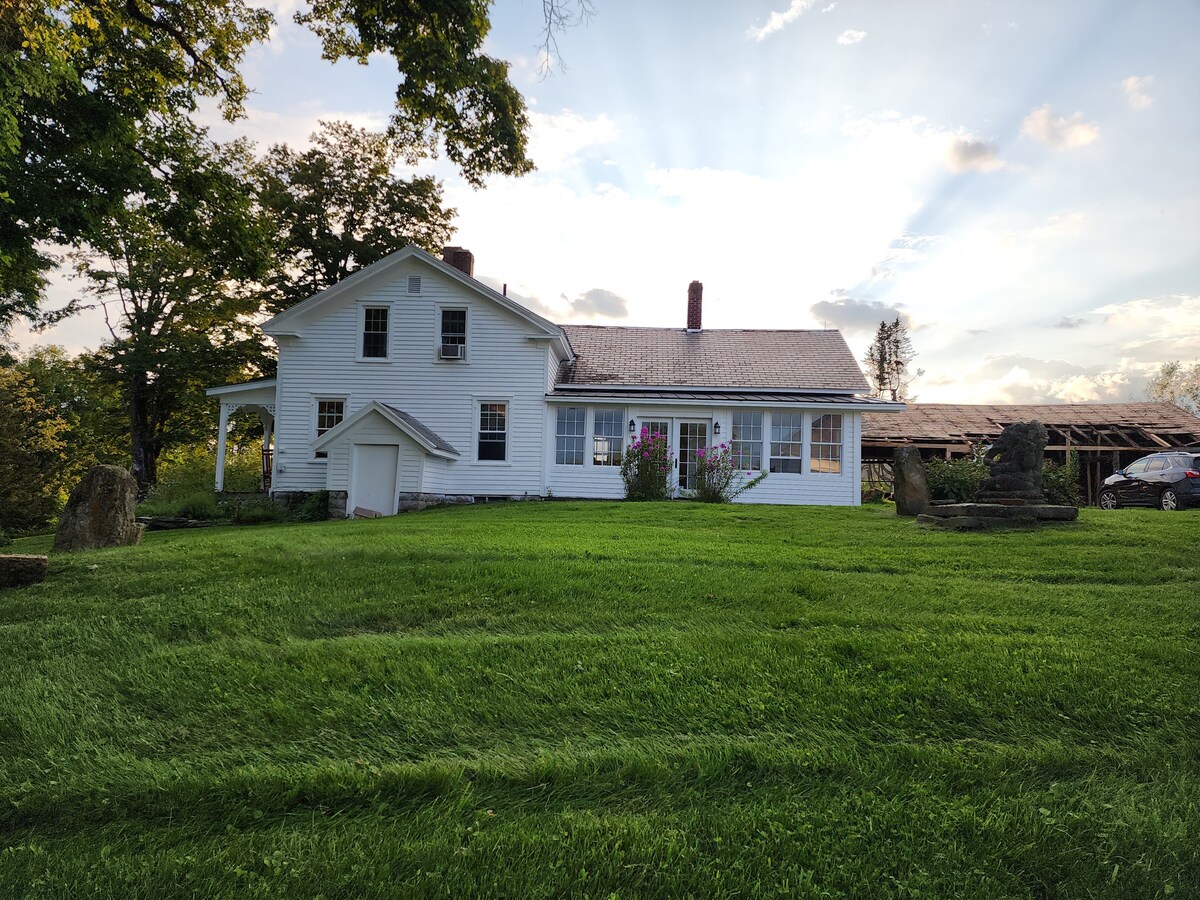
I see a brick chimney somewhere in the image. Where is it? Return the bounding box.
[441,246,474,277]
[686,280,703,331]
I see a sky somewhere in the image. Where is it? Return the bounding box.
[15,0,1200,403]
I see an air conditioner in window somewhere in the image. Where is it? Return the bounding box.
[439,343,465,360]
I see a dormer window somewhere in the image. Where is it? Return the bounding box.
[361,306,389,359]
[440,308,466,359]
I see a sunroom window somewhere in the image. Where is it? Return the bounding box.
[731,411,763,471]
[769,412,804,474]
[555,407,585,465]
[810,414,843,474]
[593,408,623,466]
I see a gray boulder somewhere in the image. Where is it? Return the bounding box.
[54,465,144,552]
[893,448,930,516]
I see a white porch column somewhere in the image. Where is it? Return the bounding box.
[215,403,230,492]
[259,409,274,491]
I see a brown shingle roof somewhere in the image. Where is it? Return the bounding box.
[863,402,1200,445]
[556,325,869,392]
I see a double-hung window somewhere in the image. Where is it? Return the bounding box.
[477,402,507,461]
[361,307,389,358]
[810,414,843,474]
[314,399,345,459]
[555,407,585,465]
[769,412,804,474]
[441,309,466,356]
[593,409,623,466]
[730,411,763,471]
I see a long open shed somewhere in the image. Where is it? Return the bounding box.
[862,402,1200,506]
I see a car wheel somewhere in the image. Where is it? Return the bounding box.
[1159,488,1179,511]
[1099,489,1119,510]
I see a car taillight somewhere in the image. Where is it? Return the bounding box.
[1187,470,1200,479]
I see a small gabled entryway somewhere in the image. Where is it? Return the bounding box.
[350,444,400,517]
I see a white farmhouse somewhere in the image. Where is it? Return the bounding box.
[208,246,902,516]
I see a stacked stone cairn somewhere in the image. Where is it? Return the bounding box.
[914,421,1079,529]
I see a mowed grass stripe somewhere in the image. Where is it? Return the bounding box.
[2,502,1197,898]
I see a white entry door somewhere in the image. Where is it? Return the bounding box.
[351,444,399,516]
[676,420,710,495]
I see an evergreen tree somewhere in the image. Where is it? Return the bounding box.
[863,317,923,401]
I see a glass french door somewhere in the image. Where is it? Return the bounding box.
[677,420,709,493]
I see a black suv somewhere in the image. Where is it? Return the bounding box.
[1099,452,1200,511]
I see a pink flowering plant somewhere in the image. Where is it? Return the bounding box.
[621,426,674,500]
[693,443,768,503]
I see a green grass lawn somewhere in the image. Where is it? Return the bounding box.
[1,503,1197,898]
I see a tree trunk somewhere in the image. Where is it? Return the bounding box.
[128,372,154,497]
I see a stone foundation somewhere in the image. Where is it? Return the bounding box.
[397,492,475,512]
[918,501,1078,530]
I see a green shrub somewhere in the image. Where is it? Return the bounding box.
[137,490,223,520]
[292,490,331,522]
[148,445,262,504]
[861,487,887,504]
[924,457,988,502]
[693,443,767,503]
[622,427,673,501]
[222,497,284,526]
[1043,451,1082,506]
[0,528,12,548]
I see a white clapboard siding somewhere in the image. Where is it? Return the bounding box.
[271,259,551,497]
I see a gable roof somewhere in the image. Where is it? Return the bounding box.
[555,325,869,393]
[862,402,1200,448]
[311,401,459,457]
[261,245,569,352]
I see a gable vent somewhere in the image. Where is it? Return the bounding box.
[407,275,421,294]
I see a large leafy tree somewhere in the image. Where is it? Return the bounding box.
[258,121,456,312]
[0,366,69,533]
[16,344,127,488]
[1147,359,1200,416]
[298,0,533,186]
[74,123,273,492]
[863,318,923,402]
[1,0,271,334]
[2,0,552,335]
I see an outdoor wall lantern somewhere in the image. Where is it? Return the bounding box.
[713,421,721,436]
[629,419,636,433]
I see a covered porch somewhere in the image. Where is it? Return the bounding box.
[205,379,278,492]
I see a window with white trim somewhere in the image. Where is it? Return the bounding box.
[555,407,585,465]
[361,307,389,358]
[441,309,467,349]
[769,412,804,474]
[477,402,507,461]
[593,408,623,466]
[314,399,345,459]
[810,414,843,474]
[730,411,763,471]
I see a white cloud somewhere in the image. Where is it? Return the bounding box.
[527,110,619,172]
[1020,105,1100,150]
[837,29,866,45]
[747,0,820,42]
[946,137,1005,172]
[1122,75,1154,110]
[821,2,838,11]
